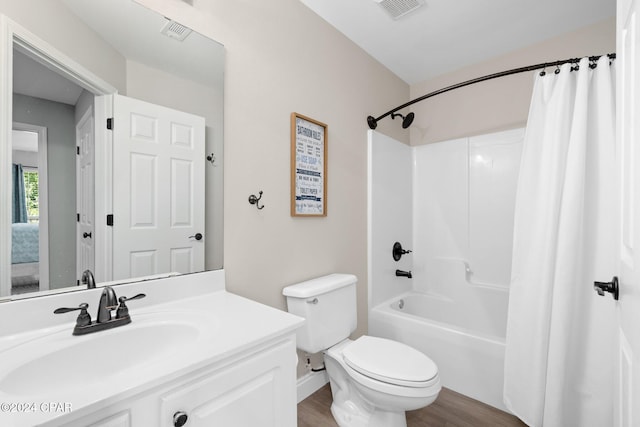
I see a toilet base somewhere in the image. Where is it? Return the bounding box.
[330,400,407,427]
[324,339,439,427]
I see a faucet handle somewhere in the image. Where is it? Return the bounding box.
[116,293,146,319]
[54,303,92,327]
[122,293,146,301]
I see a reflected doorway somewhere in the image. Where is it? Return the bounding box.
[12,48,94,294]
[10,123,48,294]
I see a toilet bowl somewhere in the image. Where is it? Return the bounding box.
[324,336,440,427]
[282,274,441,427]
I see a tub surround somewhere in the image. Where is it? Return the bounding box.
[367,131,413,308]
[0,270,304,426]
[368,129,524,412]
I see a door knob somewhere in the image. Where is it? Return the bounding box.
[189,233,203,241]
[173,411,188,427]
[594,276,619,300]
[83,232,92,239]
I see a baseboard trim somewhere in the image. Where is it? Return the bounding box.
[297,370,329,403]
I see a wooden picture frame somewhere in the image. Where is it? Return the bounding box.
[291,113,327,216]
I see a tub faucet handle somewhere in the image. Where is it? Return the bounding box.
[392,242,412,261]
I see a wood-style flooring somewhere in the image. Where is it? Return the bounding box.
[298,384,527,427]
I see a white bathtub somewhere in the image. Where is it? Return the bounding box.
[369,291,509,412]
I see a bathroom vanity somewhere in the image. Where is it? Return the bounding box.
[0,271,304,427]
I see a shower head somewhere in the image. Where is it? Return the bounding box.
[366,111,415,129]
[391,112,415,128]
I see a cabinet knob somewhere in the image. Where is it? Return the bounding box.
[173,411,188,427]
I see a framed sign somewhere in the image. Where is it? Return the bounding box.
[291,113,327,216]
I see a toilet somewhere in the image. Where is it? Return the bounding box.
[283,274,440,427]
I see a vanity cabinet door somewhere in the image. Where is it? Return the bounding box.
[159,337,297,427]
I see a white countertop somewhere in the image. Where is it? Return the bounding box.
[0,271,304,426]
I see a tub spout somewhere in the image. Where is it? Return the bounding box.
[396,269,412,279]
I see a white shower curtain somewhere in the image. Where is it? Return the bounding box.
[503,56,617,427]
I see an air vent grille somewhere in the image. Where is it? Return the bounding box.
[160,19,193,41]
[375,0,424,19]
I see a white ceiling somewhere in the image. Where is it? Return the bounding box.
[300,0,616,84]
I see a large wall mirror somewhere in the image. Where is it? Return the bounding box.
[0,0,224,300]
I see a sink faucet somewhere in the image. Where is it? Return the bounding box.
[97,286,118,323]
[82,269,96,289]
[54,288,146,336]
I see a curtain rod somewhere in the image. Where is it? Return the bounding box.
[366,53,617,130]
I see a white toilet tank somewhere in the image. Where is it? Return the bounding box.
[282,274,357,354]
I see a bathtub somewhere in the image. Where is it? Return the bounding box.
[369,291,509,412]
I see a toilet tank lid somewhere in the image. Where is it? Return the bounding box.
[282,274,357,298]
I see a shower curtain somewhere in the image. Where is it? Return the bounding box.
[503,56,617,426]
[12,163,27,223]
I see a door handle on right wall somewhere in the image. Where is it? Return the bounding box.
[593,276,619,300]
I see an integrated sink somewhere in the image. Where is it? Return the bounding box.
[0,311,214,396]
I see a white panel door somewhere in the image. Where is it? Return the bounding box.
[112,95,205,280]
[76,107,95,281]
[616,0,640,425]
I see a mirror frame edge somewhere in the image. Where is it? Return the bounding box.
[0,14,13,297]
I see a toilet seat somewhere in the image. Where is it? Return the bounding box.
[342,336,438,388]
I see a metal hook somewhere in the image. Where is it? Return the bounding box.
[206,153,216,165]
[248,191,264,210]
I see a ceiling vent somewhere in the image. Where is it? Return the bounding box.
[374,0,425,20]
[160,19,193,42]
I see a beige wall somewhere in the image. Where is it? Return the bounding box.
[136,0,410,342]
[409,18,616,145]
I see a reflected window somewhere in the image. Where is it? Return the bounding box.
[23,168,39,223]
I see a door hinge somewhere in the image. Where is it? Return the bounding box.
[106,214,114,226]
[107,118,113,130]
[76,146,80,155]
[77,213,80,222]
